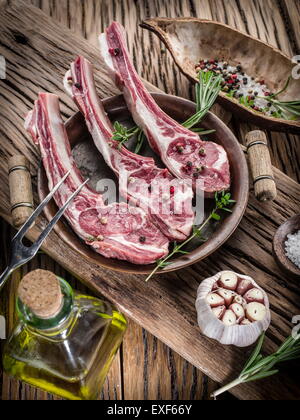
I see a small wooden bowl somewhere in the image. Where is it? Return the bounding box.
[38,93,249,274]
[141,18,300,133]
[273,215,300,277]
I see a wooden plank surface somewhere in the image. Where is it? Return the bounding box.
[0,0,299,400]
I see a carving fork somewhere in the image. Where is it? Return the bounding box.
[0,171,88,292]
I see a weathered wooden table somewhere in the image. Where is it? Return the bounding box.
[0,0,299,400]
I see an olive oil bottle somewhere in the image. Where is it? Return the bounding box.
[3,270,127,400]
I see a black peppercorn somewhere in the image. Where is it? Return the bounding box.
[139,236,146,244]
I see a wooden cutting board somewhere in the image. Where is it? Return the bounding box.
[0,0,300,400]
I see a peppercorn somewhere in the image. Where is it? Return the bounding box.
[139,236,146,244]
[186,161,193,168]
[74,83,81,89]
[237,65,242,72]
[243,77,248,85]
[196,165,205,172]
[254,91,258,96]
[193,173,199,178]
[199,148,206,156]
[177,145,184,153]
[170,186,175,194]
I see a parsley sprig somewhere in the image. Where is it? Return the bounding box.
[145,191,235,282]
[211,332,300,399]
[112,122,141,150]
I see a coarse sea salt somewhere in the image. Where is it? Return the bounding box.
[285,230,300,269]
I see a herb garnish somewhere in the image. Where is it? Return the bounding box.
[182,71,222,129]
[261,77,300,120]
[145,191,235,282]
[112,122,141,151]
[211,332,300,399]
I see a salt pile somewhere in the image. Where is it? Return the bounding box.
[285,230,300,269]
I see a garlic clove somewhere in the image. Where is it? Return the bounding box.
[229,303,245,321]
[206,293,225,308]
[246,302,267,322]
[244,288,265,304]
[218,271,238,291]
[236,279,253,296]
[217,288,235,306]
[240,319,251,326]
[211,305,226,320]
[222,310,237,326]
[233,295,247,308]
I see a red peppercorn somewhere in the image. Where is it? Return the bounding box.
[170,186,175,195]
[232,74,238,79]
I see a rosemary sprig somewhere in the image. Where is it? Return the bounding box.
[145,191,235,282]
[211,332,300,399]
[182,71,223,129]
[259,77,300,120]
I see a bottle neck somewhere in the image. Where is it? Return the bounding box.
[17,277,74,332]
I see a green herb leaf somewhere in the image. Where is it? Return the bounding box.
[211,213,221,221]
[244,370,279,383]
[242,333,265,374]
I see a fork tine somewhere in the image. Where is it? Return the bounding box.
[28,179,89,256]
[13,170,71,242]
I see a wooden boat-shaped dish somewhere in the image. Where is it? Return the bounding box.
[141,18,300,133]
[38,93,249,274]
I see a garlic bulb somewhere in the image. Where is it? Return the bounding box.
[195,271,271,347]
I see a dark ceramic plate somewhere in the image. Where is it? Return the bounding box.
[38,93,249,274]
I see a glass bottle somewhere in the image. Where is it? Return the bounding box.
[2,271,127,400]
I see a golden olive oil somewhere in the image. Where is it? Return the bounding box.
[3,277,127,400]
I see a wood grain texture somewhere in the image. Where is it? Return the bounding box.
[0,0,299,400]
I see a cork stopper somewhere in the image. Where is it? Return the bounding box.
[18,270,63,319]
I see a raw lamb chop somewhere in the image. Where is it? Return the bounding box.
[25,93,169,265]
[98,22,231,196]
[64,56,194,241]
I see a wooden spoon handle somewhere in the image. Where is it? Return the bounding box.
[246,131,277,202]
[8,155,34,228]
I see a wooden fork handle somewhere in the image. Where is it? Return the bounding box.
[246,131,277,202]
[8,155,34,228]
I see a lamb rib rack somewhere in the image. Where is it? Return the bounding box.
[98,22,231,196]
[25,93,169,265]
[64,56,194,241]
